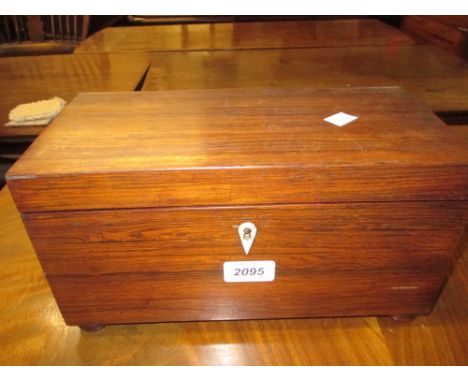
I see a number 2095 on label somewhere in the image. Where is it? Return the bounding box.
[223,261,276,283]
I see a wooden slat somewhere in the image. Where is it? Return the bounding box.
[18,16,27,41]
[3,15,11,42]
[73,16,77,41]
[12,16,20,42]
[58,15,63,40]
[81,16,90,41]
[26,16,44,41]
[50,15,55,40]
[66,16,70,41]
[75,19,415,54]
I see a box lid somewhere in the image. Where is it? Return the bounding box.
[7,87,468,212]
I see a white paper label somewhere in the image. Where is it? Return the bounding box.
[223,261,275,283]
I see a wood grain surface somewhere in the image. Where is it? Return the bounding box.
[0,53,150,138]
[74,19,415,54]
[24,203,464,276]
[7,87,468,212]
[449,124,468,144]
[1,186,467,365]
[401,16,468,59]
[21,201,465,325]
[142,45,468,113]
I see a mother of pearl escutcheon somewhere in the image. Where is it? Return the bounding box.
[238,221,257,255]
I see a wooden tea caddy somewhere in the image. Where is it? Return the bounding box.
[6,87,468,331]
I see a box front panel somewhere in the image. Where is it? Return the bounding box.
[24,202,465,325]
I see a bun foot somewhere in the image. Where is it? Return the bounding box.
[79,324,105,331]
[391,314,417,323]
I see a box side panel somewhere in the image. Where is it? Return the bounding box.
[22,202,466,325]
[48,272,442,325]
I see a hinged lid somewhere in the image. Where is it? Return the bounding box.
[7,87,468,212]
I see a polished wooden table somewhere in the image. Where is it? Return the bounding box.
[451,125,468,143]
[0,53,150,139]
[74,19,415,54]
[142,45,468,115]
[1,181,467,365]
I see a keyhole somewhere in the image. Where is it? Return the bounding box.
[243,227,252,241]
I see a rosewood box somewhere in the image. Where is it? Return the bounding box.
[6,87,468,330]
